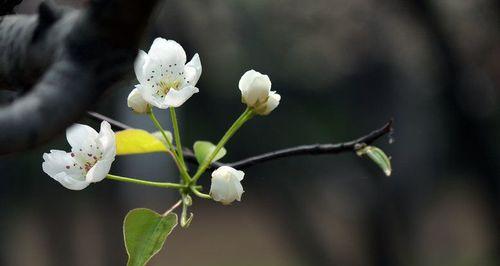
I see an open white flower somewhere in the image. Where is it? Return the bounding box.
[131,38,202,109]
[238,69,280,115]
[210,166,244,205]
[42,121,116,190]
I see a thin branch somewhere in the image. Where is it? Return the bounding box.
[87,111,393,170]
[163,200,182,216]
[221,120,393,169]
[87,111,132,130]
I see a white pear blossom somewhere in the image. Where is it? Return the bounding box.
[130,38,202,110]
[238,69,281,115]
[42,121,116,190]
[210,166,244,205]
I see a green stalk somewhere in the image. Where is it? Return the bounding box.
[191,108,253,183]
[148,107,176,152]
[148,107,191,183]
[190,186,212,199]
[169,107,187,170]
[106,174,185,189]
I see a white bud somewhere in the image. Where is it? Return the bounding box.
[210,166,244,205]
[238,69,280,115]
[254,91,281,115]
[127,88,149,114]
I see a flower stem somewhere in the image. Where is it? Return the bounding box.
[148,107,175,152]
[148,107,191,183]
[191,108,254,183]
[106,174,185,189]
[169,107,187,172]
[191,186,212,199]
[163,200,182,216]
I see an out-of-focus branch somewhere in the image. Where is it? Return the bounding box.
[0,0,22,15]
[87,111,394,170]
[0,0,161,154]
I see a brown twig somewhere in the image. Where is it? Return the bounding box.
[219,120,393,169]
[87,111,393,170]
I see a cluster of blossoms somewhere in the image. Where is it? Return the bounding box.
[43,38,280,205]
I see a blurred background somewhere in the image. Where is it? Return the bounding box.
[1,0,500,265]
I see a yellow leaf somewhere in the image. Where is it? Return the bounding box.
[115,129,170,155]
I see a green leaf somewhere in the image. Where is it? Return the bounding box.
[124,208,178,266]
[115,129,172,155]
[193,141,227,164]
[356,145,392,176]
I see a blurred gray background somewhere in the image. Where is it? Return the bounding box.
[1,0,499,265]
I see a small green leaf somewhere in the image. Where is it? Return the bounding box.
[356,145,392,176]
[193,141,227,164]
[115,129,172,155]
[124,208,178,266]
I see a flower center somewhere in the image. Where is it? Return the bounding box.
[66,145,104,174]
[155,79,181,98]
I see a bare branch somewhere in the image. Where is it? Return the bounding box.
[87,111,132,130]
[87,112,393,170]
[220,120,393,169]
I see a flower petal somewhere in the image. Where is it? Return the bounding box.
[164,86,199,107]
[53,172,91,190]
[184,53,202,86]
[232,178,244,201]
[148,38,186,67]
[42,150,88,190]
[134,50,149,84]
[238,70,260,93]
[127,87,149,114]
[98,121,116,160]
[86,158,113,183]
[245,74,272,106]
[262,91,281,115]
[66,124,99,151]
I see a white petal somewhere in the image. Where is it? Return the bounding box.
[66,124,98,151]
[184,53,202,86]
[232,178,244,201]
[134,50,148,84]
[262,91,281,115]
[98,121,116,160]
[139,85,169,109]
[127,87,149,114]
[86,159,113,183]
[141,57,165,86]
[42,150,88,190]
[244,74,271,106]
[210,175,226,202]
[238,70,260,93]
[148,38,186,67]
[164,86,199,107]
[234,169,245,181]
[53,172,90,190]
